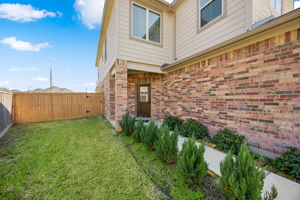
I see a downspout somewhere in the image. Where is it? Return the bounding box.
[168,5,177,62]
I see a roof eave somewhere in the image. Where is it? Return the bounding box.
[171,0,183,8]
[95,0,114,67]
[153,0,171,7]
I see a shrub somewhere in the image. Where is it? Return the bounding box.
[178,137,208,185]
[219,142,277,200]
[212,129,245,155]
[119,111,135,136]
[181,119,208,139]
[275,147,300,180]
[140,120,159,150]
[163,116,183,131]
[132,120,144,143]
[155,125,179,164]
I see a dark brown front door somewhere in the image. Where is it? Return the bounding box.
[137,84,151,117]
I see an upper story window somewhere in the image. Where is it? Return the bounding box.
[199,0,223,28]
[132,3,161,44]
[269,0,282,13]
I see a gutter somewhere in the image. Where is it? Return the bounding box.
[162,8,300,72]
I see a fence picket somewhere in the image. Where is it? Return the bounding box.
[13,93,103,123]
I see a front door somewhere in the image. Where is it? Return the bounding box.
[137,84,151,117]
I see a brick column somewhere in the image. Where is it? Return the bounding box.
[115,59,128,130]
[100,73,115,121]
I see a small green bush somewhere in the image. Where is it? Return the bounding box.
[181,119,208,139]
[119,111,135,136]
[163,116,183,131]
[178,137,208,185]
[220,142,277,200]
[155,125,178,164]
[140,120,159,150]
[170,175,205,200]
[212,129,245,155]
[275,147,300,180]
[132,120,144,143]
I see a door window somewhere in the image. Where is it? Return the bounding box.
[140,86,149,102]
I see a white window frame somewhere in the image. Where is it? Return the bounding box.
[269,0,282,14]
[198,0,225,29]
[131,2,162,45]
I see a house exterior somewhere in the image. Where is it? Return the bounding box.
[95,0,299,157]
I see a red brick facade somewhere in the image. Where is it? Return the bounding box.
[99,59,128,129]
[161,28,300,155]
[127,73,164,121]
[99,28,300,155]
[115,60,128,128]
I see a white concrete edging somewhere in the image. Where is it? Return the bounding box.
[177,136,300,200]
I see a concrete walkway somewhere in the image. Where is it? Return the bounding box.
[177,136,300,200]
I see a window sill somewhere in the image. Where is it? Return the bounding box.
[129,36,163,48]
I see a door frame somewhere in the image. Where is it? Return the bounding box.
[136,83,151,117]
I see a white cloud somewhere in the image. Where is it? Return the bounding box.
[73,0,174,29]
[295,2,300,9]
[57,11,63,17]
[74,0,104,29]
[31,76,48,81]
[0,3,61,22]
[0,81,9,86]
[1,37,51,52]
[10,67,40,72]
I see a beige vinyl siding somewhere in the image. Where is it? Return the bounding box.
[99,1,118,83]
[117,0,175,66]
[252,0,280,25]
[252,0,294,25]
[282,0,294,14]
[175,0,247,61]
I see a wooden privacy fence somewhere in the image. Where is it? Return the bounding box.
[0,92,13,136]
[13,93,103,123]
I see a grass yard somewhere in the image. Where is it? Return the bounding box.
[0,117,165,200]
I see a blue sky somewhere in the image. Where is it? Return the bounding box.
[0,0,298,92]
[0,0,105,92]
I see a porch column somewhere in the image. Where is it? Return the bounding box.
[115,59,128,130]
[109,74,115,121]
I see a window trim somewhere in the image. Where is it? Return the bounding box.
[130,1,163,47]
[197,0,227,33]
[269,0,282,14]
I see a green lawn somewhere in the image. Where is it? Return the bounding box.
[0,117,164,200]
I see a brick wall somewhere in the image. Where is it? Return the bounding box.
[99,72,115,121]
[99,59,128,128]
[99,29,299,155]
[115,60,128,129]
[128,73,164,121]
[161,28,300,155]
[109,75,115,120]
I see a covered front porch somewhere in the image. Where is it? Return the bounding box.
[99,59,165,129]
